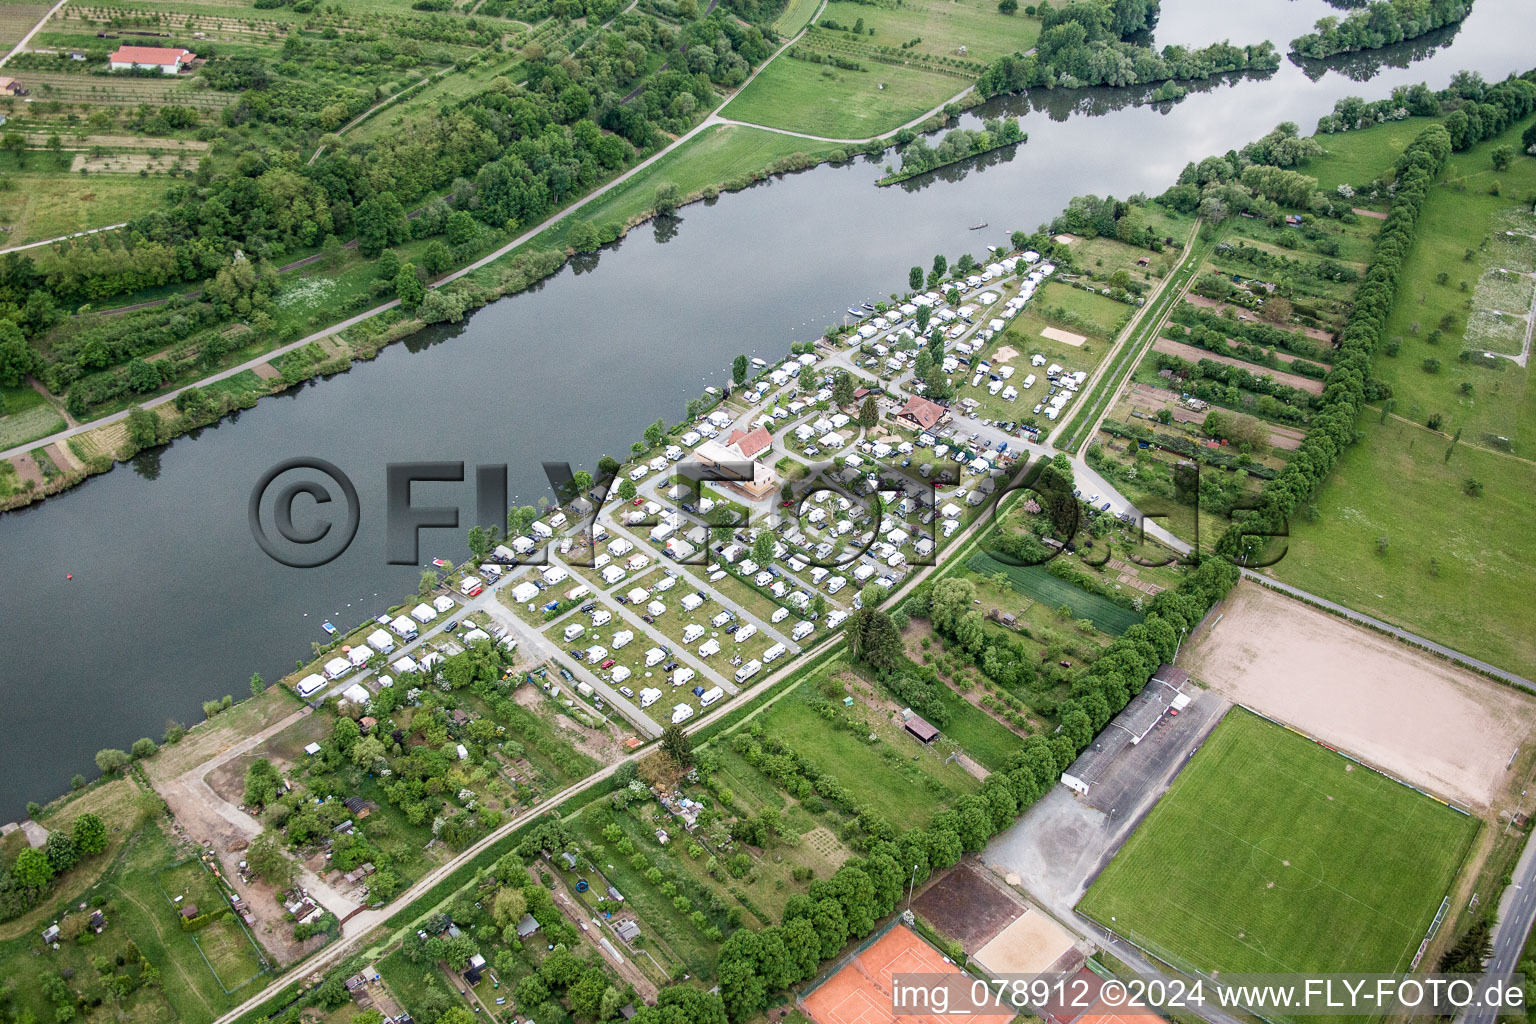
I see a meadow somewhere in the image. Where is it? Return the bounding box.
[1079,709,1479,976]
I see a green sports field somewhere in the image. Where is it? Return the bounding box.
[1079,710,1478,975]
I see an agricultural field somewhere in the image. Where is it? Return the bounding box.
[0,163,169,245]
[966,553,1143,636]
[1079,709,1479,976]
[0,384,65,450]
[722,50,963,140]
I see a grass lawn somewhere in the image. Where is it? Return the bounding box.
[0,384,65,450]
[1270,414,1536,679]
[774,0,823,35]
[720,55,961,140]
[1079,709,1479,976]
[1039,281,1135,338]
[541,124,842,247]
[818,0,1040,65]
[0,163,167,244]
[753,685,978,825]
[928,686,1022,770]
[1367,125,1536,446]
[1303,117,1444,193]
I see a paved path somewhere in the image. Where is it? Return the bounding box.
[0,0,67,67]
[1464,828,1536,1024]
[0,222,129,255]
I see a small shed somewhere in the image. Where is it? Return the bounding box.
[903,712,940,744]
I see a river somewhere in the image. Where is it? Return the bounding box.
[1,0,1530,818]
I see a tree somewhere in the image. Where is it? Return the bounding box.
[1440,918,1492,973]
[0,321,41,387]
[45,831,78,874]
[617,477,637,502]
[468,524,494,561]
[833,371,855,407]
[644,419,666,449]
[566,220,600,253]
[13,847,52,890]
[72,813,107,855]
[244,758,281,807]
[751,529,775,565]
[492,886,528,927]
[849,608,903,673]
[320,234,346,270]
[732,354,748,385]
[654,183,681,215]
[1465,477,1484,497]
[1492,144,1515,171]
[124,406,160,453]
[130,737,157,759]
[661,724,694,767]
[421,240,453,276]
[999,0,1018,12]
[909,266,924,291]
[249,672,266,698]
[572,470,594,496]
[248,829,294,887]
[94,749,130,775]
[395,264,425,311]
[859,395,879,429]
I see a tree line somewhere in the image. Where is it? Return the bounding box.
[1290,0,1473,59]
[713,551,1239,1020]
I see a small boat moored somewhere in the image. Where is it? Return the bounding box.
[322,621,338,635]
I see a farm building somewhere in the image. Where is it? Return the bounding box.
[1060,664,1192,797]
[0,78,27,96]
[902,710,940,744]
[108,46,195,73]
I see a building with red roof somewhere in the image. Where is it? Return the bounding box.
[725,426,773,460]
[109,46,195,74]
[896,395,948,432]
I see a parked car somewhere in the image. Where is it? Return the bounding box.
[600,658,615,670]
[619,686,635,698]
[444,619,459,631]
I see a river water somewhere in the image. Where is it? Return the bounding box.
[1,0,1530,817]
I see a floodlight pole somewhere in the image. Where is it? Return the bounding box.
[908,864,918,909]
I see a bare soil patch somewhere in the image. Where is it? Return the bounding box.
[912,861,1024,949]
[973,907,1080,975]
[1153,337,1325,394]
[1041,326,1087,346]
[993,344,1019,363]
[1353,207,1388,220]
[1183,581,1536,810]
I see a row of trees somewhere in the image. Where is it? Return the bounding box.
[892,120,1026,179]
[0,813,108,921]
[1219,122,1451,560]
[976,5,1279,99]
[715,552,1239,1020]
[1290,0,1473,59]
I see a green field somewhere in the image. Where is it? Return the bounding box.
[773,0,823,35]
[1080,710,1479,976]
[0,385,65,450]
[720,54,963,140]
[542,124,843,246]
[1304,117,1444,193]
[966,552,1144,635]
[819,0,1040,65]
[753,684,979,824]
[1269,123,1536,678]
[1272,415,1536,679]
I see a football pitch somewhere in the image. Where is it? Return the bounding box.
[1078,710,1479,975]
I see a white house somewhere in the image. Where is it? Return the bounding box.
[109,45,194,73]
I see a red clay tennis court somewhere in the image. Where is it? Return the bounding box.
[1076,1008,1167,1024]
[801,926,1015,1024]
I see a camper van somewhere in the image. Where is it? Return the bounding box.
[763,643,787,663]
[771,607,790,623]
[733,661,761,684]
[591,608,612,627]
[296,674,326,698]
[697,638,721,658]
[701,684,726,705]
[563,623,586,642]
[734,623,757,643]
[792,620,814,641]
[459,576,483,597]
[645,648,667,667]
[681,623,705,644]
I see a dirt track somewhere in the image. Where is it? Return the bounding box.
[1153,337,1325,394]
[1184,582,1536,810]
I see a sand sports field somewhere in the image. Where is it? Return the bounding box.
[1041,326,1087,346]
[973,909,1079,975]
[1184,581,1536,809]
